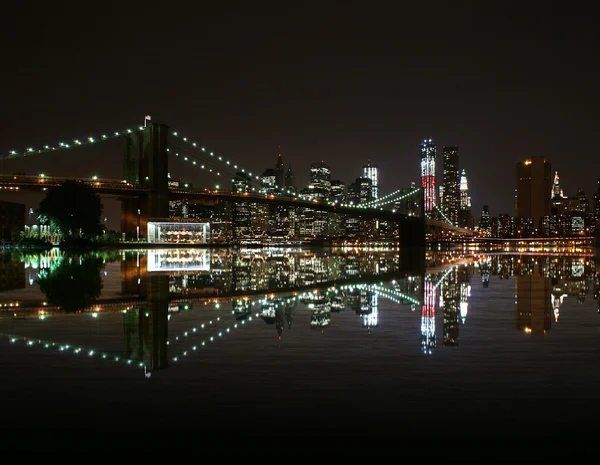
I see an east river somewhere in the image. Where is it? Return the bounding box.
[1,245,599,453]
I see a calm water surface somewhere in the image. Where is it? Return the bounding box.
[1,247,599,451]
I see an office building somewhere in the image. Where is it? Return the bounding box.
[362,160,379,199]
[420,139,436,212]
[442,146,460,225]
[515,156,551,231]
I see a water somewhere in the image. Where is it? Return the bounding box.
[1,246,599,452]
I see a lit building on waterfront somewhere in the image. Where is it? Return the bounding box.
[478,205,491,236]
[260,168,278,193]
[515,156,551,234]
[309,161,331,199]
[362,160,379,199]
[330,180,346,203]
[420,139,436,212]
[442,146,460,225]
[459,169,473,228]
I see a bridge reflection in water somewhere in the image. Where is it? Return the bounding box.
[1,248,598,377]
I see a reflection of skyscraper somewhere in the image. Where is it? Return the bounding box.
[458,264,472,324]
[360,291,379,329]
[442,268,460,346]
[516,263,552,335]
[421,278,436,353]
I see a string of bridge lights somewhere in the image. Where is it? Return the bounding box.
[3,334,147,371]
[5,125,148,160]
[337,283,421,306]
[168,131,278,190]
[168,132,302,197]
[166,295,305,345]
[431,203,455,226]
[170,313,261,363]
[363,187,421,208]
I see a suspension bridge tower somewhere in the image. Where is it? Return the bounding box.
[121,122,169,240]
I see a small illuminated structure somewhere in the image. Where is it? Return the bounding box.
[147,220,210,244]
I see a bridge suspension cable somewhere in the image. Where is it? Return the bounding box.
[4,125,148,160]
[168,130,298,195]
[361,187,421,208]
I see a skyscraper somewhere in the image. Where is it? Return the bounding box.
[479,205,491,235]
[420,139,436,212]
[459,169,471,211]
[275,153,284,188]
[309,161,331,199]
[515,156,551,230]
[442,146,460,225]
[285,164,295,191]
[458,169,473,228]
[362,160,379,199]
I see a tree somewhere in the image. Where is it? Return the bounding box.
[36,180,103,238]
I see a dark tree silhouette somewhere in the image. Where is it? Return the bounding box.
[37,257,104,312]
[36,180,103,238]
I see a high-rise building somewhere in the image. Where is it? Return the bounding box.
[232,171,251,193]
[420,139,436,212]
[479,205,491,236]
[442,146,460,225]
[330,180,346,204]
[551,170,568,214]
[515,156,551,231]
[458,169,473,228]
[260,168,277,193]
[362,160,379,199]
[309,161,331,200]
[275,153,284,188]
[459,169,471,211]
[551,170,565,199]
[285,164,295,191]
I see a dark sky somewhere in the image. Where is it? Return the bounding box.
[2,1,599,229]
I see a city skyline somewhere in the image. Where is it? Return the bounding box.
[1,4,599,224]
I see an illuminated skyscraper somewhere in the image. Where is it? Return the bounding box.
[442,146,460,225]
[309,161,331,200]
[459,169,471,211]
[515,156,552,230]
[362,160,379,199]
[478,205,491,236]
[551,170,565,199]
[420,139,436,212]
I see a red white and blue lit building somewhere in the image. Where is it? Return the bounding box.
[420,139,436,212]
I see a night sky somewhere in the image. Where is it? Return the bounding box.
[2,2,599,230]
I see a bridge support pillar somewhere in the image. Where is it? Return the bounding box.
[399,216,426,248]
[121,122,169,240]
